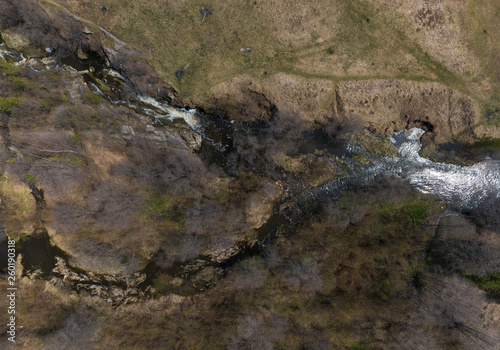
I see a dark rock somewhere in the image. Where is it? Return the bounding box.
[199,6,212,17]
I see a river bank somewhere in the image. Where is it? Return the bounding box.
[1,3,500,348]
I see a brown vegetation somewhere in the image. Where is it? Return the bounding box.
[1,0,100,57]
[1,2,500,349]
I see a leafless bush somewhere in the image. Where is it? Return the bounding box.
[321,111,363,137]
[184,199,250,242]
[70,239,123,272]
[466,193,500,233]
[388,275,500,350]
[1,0,99,56]
[85,181,142,231]
[52,201,89,232]
[6,131,84,197]
[185,200,221,235]
[112,137,210,195]
[121,254,141,276]
[155,234,205,268]
[28,160,81,197]
[52,181,142,233]
[9,130,79,154]
[263,247,282,269]
[227,311,286,350]
[231,257,268,290]
[282,257,322,292]
[0,1,21,28]
[430,239,500,277]
[111,53,160,94]
[2,156,31,177]
[44,309,98,350]
[233,109,309,170]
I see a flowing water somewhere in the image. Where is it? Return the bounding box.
[310,128,500,214]
[1,42,500,301]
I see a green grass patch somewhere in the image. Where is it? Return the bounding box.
[50,154,87,167]
[0,96,19,112]
[9,76,27,90]
[465,274,500,295]
[81,92,103,104]
[0,60,19,75]
[22,173,39,185]
[141,191,189,230]
[152,273,172,296]
[470,137,500,150]
[378,197,431,229]
[352,341,367,350]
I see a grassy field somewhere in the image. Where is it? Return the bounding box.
[44,0,499,118]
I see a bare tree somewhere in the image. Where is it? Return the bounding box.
[227,311,286,350]
[199,7,212,23]
[155,234,205,268]
[44,309,98,350]
[232,257,268,290]
[282,257,322,292]
[388,274,500,350]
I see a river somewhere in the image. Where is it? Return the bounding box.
[1,41,499,304]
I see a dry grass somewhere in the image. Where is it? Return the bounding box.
[42,0,500,131]
[0,174,37,237]
[31,2,459,85]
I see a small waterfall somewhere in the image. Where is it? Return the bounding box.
[311,128,500,214]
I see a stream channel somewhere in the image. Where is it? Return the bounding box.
[1,41,499,304]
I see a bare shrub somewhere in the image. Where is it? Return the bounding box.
[263,246,282,269]
[0,1,21,28]
[227,311,286,350]
[184,199,250,241]
[231,257,268,290]
[52,201,89,232]
[112,136,210,196]
[185,200,221,235]
[466,193,500,233]
[85,181,142,231]
[282,257,322,292]
[69,239,123,273]
[52,181,142,233]
[110,53,160,94]
[430,239,500,277]
[155,234,205,268]
[232,109,309,171]
[321,111,363,137]
[2,156,31,177]
[2,0,99,56]
[28,160,81,198]
[44,309,98,350]
[9,130,75,154]
[14,280,72,336]
[388,275,500,350]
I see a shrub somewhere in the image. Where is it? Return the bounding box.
[232,257,268,290]
[81,92,103,105]
[0,96,19,112]
[282,257,322,292]
[0,60,19,75]
[465,274,500,295]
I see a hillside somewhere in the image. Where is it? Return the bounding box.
[1,1,500,349]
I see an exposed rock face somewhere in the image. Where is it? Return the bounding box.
[119,124,135,141]
[1,29,30,51]
[337,80,477,144]
[52,257,150,305]
[207,77,277,122]
[209,75,479,146]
